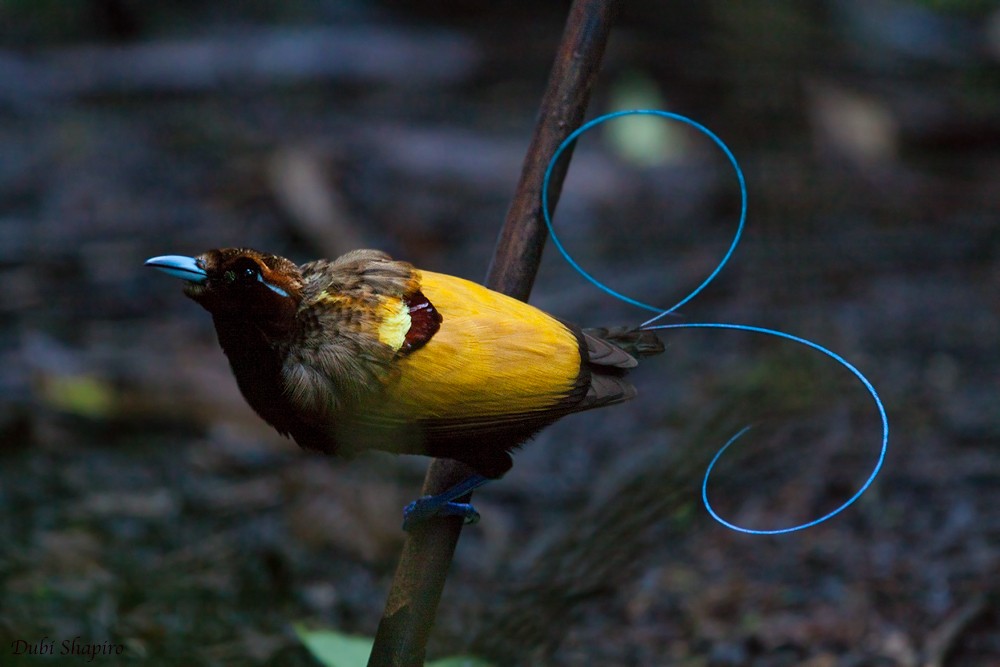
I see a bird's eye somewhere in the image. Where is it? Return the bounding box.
[221,258,262,287]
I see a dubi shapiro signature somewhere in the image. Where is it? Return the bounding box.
[9,637,126,662]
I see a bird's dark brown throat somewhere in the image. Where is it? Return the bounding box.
[146,248,664,481]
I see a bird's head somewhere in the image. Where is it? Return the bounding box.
[145,248,303,325]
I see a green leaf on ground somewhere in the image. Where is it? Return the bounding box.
[41,374,115,418]
[294,625,373,667]
[294,624,494,667]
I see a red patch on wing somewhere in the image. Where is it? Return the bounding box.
[401,290,442,353]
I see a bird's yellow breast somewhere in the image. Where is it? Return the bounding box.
[379,270,583,420]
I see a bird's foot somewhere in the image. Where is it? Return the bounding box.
[402,497,480,531]
[400,474,491,531]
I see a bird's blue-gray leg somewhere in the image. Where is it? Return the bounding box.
[402,474,491,531]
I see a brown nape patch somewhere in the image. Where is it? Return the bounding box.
[401,289,442,353]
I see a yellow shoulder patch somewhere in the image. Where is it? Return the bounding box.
[376,298,411,351]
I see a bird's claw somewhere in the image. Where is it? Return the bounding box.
[402,497,480,531]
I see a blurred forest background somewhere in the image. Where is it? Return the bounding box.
[1,1,998,665]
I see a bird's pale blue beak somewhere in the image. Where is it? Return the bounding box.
[144,255,208,284]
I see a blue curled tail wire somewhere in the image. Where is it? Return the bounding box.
[542,109,889,534]
[541,110,746,319]
[641,323,889,535]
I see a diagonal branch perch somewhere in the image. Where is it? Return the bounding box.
[367,1,620,665]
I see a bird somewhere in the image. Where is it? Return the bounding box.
[146,247,663,528]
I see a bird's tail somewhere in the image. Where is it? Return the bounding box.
[583,326,665,364]
[573,326,663,411]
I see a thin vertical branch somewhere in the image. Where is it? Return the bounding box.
[367,2,619,665]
